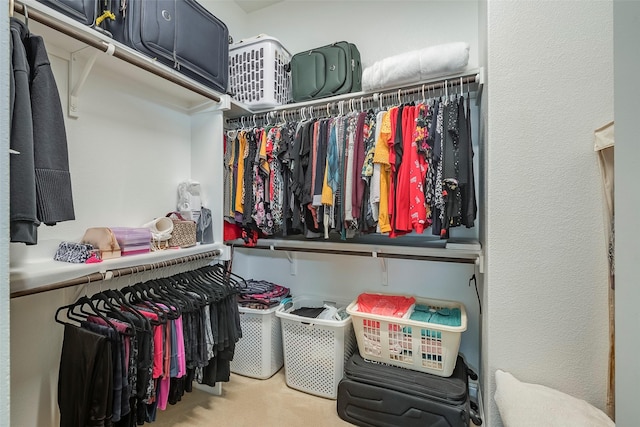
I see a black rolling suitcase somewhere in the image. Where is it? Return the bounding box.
[337,353,482,427]
[105,0,229,93]
[35,0,98,26]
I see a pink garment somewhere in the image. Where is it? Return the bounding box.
[356,293,416,318]
[156,376,170,411]
[175,316,186,377]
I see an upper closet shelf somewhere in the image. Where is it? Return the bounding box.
[227,237,482,266]
[225,69,484,120]
[14,0,252,116]
[10,242,229,298]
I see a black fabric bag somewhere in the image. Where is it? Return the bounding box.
[104,0,229,93]
[196,207,214,244]
[337,353,482,427]
[289,41,362,102]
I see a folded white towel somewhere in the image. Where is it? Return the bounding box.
[362,42,470,92]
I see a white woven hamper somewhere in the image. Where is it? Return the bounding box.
[231,305,283,379]
[229,34,291,108]
[276,296,356,399]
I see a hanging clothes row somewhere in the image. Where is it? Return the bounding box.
[224,89,477,242]
[55,264,243,427]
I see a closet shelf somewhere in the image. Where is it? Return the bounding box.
[225,69,483,120]
[14,0,252,116]
[227,237,482,264]
[10,243,228,298]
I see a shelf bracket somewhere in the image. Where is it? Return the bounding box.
[285,251,297,276]
[68,46,103,118]
[475,253,484,274]
[379,257,388,286]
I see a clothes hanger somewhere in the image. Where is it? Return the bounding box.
[120,281,162,326]
[168,272,211,306]
[56,295,120,334]
[88,292,137,336]
[145,284,181,320]
[152,277,194,314]
[102,288,150,329]
[122,283,169,323]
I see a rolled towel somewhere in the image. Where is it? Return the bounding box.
[362,42,470,92]
[142,216,173,242]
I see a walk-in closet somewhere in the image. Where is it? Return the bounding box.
[2,0,631,426]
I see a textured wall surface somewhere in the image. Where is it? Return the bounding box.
[613,1,640,424]
[484,1,613,425]
[1,3,11,425]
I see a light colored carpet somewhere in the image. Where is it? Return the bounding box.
[152,369,353,427]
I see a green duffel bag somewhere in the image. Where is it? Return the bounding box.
[288,41,362,102]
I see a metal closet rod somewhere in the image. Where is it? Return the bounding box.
[13,1,221,103]
[243,244,476,264]
[10,249,222,299]
[228,72,480,125]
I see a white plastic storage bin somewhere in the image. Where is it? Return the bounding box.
[230,305,283,379]
[229,34,291,108]
[276,296,356,399]
[346,294,467,377]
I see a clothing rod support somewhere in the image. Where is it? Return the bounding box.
[10,249,222,298]
[13,1,222,103]
[69,49,99,118]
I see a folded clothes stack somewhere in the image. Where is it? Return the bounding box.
[237,279,290,309]
[110,227,151,256]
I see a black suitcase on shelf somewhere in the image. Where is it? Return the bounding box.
[337,353,482,427]
[105,0,229,93]
[35,0,98,26]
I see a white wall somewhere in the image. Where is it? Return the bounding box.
[224,0,480,70]
[1,4,12,426]
[484,1,612,426]
[613,1,640,425]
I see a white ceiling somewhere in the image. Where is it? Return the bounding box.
[234,0,283,13]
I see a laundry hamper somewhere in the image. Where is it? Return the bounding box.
[231,304,283,379]
[229,34,291,108]
[276,296,356,399]
[347,294,467,377]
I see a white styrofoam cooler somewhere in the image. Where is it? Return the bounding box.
[230,304,283,379]
[229,34,291,108]
[276,296,356,399]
